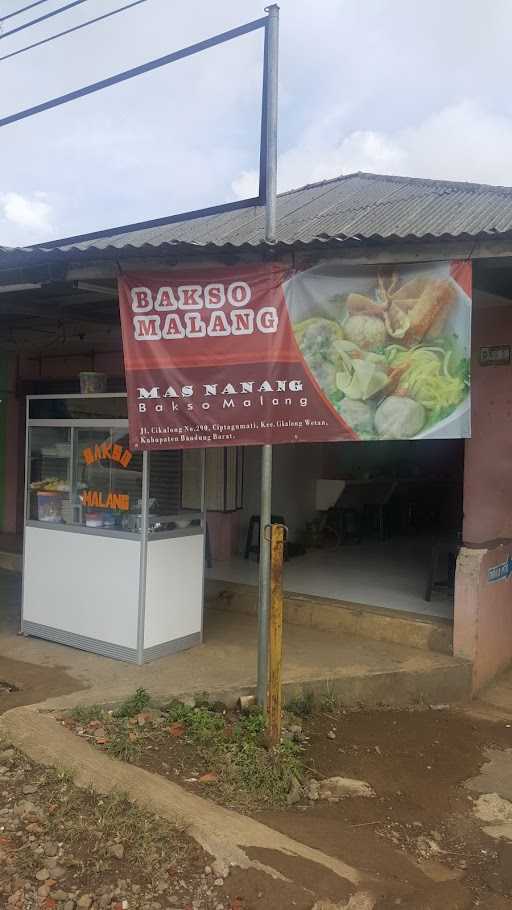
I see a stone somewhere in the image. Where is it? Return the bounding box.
[49,890,70,901]
[77,896,93,908]
[48,863,66,879]
[483,822,512,842]
[212,859,229,879]
[327,730,336,740]
[307,779,320,801]
[0,749,15,762]
[286,776,303,806]
[317,776,375,801]
[108,843,125,860]
[35,868,50,881]
[14,800,39,818]
[416,836,443,859]
[45,842,59,858]
[474,793,512,824]
[22,784,38,795]
[64,902,76,910]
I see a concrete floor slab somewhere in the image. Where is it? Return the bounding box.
[207,539,454,620]
[0,569,469,711]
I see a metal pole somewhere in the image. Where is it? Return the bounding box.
[257,443,272,705]
[268,523,285,744]
[257,3,279,707]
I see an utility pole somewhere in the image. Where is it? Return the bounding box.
[257,3,279,707]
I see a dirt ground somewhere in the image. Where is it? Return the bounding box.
[57,698,512,910]
[0,656,84,715]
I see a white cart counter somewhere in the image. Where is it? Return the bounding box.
[22,394,205,663]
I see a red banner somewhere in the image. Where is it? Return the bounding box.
[118,259,471,450]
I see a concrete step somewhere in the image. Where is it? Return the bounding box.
[206,579,453,656]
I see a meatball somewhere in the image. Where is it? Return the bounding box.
[337,399,375,437]
[374,396,426,439]
[344,314,387,351]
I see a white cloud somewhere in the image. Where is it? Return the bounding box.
[232,100,512,198]
[0,191,53,238]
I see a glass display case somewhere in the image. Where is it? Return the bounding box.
[22,395,205,662]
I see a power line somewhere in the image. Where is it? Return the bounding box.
[0,0,90,39]
[0,0,149,62]
[0,15,267,128]
[1,0,53,23]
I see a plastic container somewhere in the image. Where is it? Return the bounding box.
[101,511,117,530]
[79,372,107,394]
[85,510,103,528]
[37,491,64,523]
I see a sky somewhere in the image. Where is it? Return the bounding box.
[1,0,512,246]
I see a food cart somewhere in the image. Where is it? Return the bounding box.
[22,394,205,662]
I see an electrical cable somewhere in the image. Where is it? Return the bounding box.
[0,0,90,40]
[0,15,267,128]
[1,0,53,23]
[0,0,149,62]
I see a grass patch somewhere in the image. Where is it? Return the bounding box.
[285,690,315,718]
[163,700,303,808]
[107,724,143,763]
[69,704,104,725]
[67,692,305,809]
[114,687,151,718]
[39,767,194,883]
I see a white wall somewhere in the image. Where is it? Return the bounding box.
[240,443,324,545]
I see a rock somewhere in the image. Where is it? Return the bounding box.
[317,776,375,801]
[36,868,50,881]
[483,822,512,842]
[0,748,15,762]
[198,772,218,784]
[22,784,38,795]
[474,793,512,824]
[45,842,59,858]
[14,800,39,818]
[214,878,224,887]
[77,896,93,908]
[64,902,76,910]
[108,843,125,860]
[286,776,303,806]
[47,862,66,879]
[49,889,70,901]
[416,836,443,859]
[212,859,229,879]
[327,730,336,740]
[306,779,320,801]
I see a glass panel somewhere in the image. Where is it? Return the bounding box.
[27,427,72,523]
[149,450,202,533]
[73,428,142,532]
[29,397,127,421]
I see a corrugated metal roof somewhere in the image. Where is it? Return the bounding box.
[5,171,512,261]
